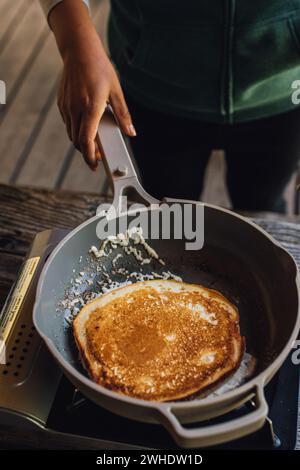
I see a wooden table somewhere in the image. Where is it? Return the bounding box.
[1,183,300,311]
[0,184,113,309]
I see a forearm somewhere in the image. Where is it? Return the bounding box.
[39,0,135,169]
[47,0,100,62]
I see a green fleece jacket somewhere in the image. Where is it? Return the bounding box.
[42,0,300,122]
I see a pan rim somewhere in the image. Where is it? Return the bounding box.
[33,202,300,411]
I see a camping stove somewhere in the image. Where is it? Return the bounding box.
[0,230,299,450]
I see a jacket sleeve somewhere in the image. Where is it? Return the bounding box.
[39,0,90,21]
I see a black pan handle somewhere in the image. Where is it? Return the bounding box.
[97,105,160,213]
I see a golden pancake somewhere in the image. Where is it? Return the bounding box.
[73,280,244,401]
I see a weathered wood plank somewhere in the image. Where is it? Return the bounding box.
[15,96,70,188]
[201,150,231,208]
[284,173,296,215]
[0,34,60,182]
[0,183,108,306]
[0,0,23,30]
[0,184,108,254]
[61,152,110,194]
[0,0,26,53]
[0,0,16,18]
[0,0,47,111]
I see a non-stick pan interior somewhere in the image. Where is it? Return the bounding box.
[35,204,298,385]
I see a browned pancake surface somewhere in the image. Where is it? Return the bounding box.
[74,281,244,401]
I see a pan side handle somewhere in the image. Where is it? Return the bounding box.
[157,384,268,448]
[97,105,160,213]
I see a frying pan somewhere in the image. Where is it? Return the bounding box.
[33,107,300,448]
